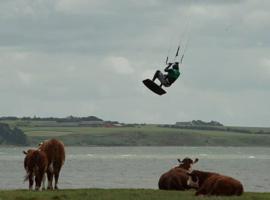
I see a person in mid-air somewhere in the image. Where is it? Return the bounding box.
[152,62,180,87]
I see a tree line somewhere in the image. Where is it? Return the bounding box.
[0,123,28,145]
[0,116,103,122]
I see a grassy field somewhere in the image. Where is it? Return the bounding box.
[2,119,270,146]
[26,126,270,146]
[0,189,270,200]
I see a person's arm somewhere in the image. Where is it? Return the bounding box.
[164,63,173,72]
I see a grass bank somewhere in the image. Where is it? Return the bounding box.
[0,189,270,200]
[25,126,270,146]
[2,119,270,146]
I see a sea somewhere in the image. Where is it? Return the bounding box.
[0,146,269,192]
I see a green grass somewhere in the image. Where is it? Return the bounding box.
[25,126,270,146]
[0,189,270,200]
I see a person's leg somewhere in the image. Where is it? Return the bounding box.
[152,70,161,81]
[157,72,170,87]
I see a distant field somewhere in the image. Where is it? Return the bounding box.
[2,120,270,146]
[0,189,270,200]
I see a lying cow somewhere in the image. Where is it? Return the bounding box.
[187,170,244,196]
[158,157,199,190]
[39,139,65,190]
[23,149,48,191]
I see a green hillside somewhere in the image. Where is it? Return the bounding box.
[0,118,269,146]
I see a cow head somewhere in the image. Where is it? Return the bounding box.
[23,149,36,170]
[23,149,35,155]
[187,171,199,188]
[177,157,199,172]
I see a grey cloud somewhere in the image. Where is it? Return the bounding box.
[0,0,270,126]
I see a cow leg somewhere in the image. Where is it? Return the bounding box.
[54,166,62,190]
[35,169,44,191]
[54,163,63,190]
[47,170,53,190]
[42,174,46,190]
[54,172,59,190]
[29,174,34,190]
[35,176,40,191]
[195,187,207,196]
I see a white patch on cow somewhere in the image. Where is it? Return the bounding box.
[187,176,199,188]
[42,174,46,190]
[49,163,53,173]
[187,164,193,173]
[47,163,54,189]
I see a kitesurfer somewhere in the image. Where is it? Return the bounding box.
[152,62,180,87]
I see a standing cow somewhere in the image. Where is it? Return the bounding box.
[158,157,199,190]
[23,149,48,191]
[187,170,244,196]
[39,139,65,190]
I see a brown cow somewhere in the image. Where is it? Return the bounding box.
[23,149,48,191]
[187,170,244,196]
[39,139,65,190]
[158,157,199,190]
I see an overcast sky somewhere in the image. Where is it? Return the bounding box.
[0,0,269,126]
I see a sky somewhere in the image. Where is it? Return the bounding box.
[0,0,269,127]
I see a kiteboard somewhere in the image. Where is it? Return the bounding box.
[143,79,166,95]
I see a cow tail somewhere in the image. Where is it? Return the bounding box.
[35,153,41,164]
[24,172,30,182]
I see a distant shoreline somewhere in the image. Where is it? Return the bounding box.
[1,119,270,147]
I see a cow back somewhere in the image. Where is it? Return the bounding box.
[211,175,244,196]
[194,173,244,196]
[39,139,65,167]
[159,168,189,190]
[24,150,48,179]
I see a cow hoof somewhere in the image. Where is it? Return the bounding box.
[47,186,53,190]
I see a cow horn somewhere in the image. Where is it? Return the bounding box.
[194,158,199,163]
[177,159,182,163]
[23,150,27,155]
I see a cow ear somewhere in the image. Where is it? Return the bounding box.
[194,158,199,163]
[23,150,27,155]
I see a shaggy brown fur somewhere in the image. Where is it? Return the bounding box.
[187,170,244,196]
[39,139,65,190]
[23,149,48,191]
[158,157,199,190]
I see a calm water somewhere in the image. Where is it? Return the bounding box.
[0,146,269,192]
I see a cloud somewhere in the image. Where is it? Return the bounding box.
[105,56,134,75]
[55,0,111,14]
[261,58,270,69]
[0,0,269,126]
[141,69,155,80]
[17,71,33,85]
[258,58,270,82]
